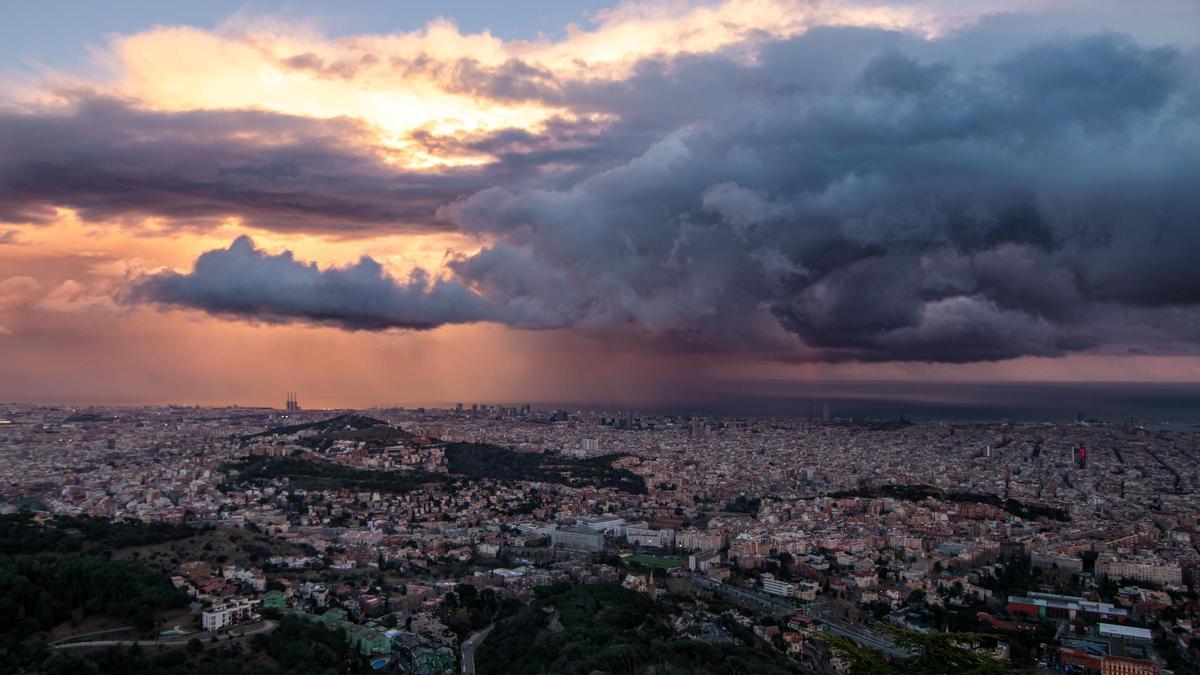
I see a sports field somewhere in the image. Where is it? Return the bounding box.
[625,554,683,568]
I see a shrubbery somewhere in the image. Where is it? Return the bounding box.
[477,582,800,675]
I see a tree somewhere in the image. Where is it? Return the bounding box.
[187,637,204,654]
[133,608,155,633]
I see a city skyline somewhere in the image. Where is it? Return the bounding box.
[13,378,1200,425]
[3,0,1200,408]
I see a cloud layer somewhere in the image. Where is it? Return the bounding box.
[10,1,1200,363]
[0,97,506,232]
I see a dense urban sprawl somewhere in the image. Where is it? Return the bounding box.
[1,401,1197,673]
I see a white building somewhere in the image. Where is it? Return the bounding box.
[202,599,260,632]
[1096,557,1183,586]
[563,438,603,459]
[761,573,797,598]
[626,524,675,549]
[578,515,627,537]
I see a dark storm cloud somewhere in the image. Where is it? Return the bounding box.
[0,96,489,232]
[134,25,1200,362]
[128,235,495,330]
[437,30,1200,362]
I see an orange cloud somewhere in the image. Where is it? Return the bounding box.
[10,0,965,170]
[0,276,41,308]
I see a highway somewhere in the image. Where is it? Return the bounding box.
[688,573,798,618]
[813,613,912,660]
[686,574,911,660]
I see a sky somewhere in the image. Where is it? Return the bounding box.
[2,0,1200,410]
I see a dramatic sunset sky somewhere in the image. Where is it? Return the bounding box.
[2,0,1200,409]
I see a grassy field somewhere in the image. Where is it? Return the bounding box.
[625,554,683,569]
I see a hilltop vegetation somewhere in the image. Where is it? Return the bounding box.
[0,553,188,640]
[225,437,646,495]
[477,583,799,675]
[0,513,207,555]
[238,414,647,494]
[0,514,192,672]
[239,413,391,444]
[226,455,449,494]
[298,424,419,452]
[0,514,364,675]
[445,442,646,494]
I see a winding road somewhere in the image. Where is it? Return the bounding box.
[461,625,493,674]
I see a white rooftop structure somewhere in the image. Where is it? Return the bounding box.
[1098,623,1152,641]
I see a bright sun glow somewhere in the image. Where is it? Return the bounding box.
[4,0,960,170]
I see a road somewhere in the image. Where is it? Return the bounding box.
[50,626,136,646]
[460,625,493,675]
[688,573,797,618]
[686,574,912,660]
[814,614,912,660]
[51,620,277,650]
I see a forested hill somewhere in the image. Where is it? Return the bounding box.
[477,583,800,675]
[240,413,390,442]
[0,513,367,674]
[0,513,192,669]
[225,440,646,495]
[444,443,646,494]
[0,512,206,555]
